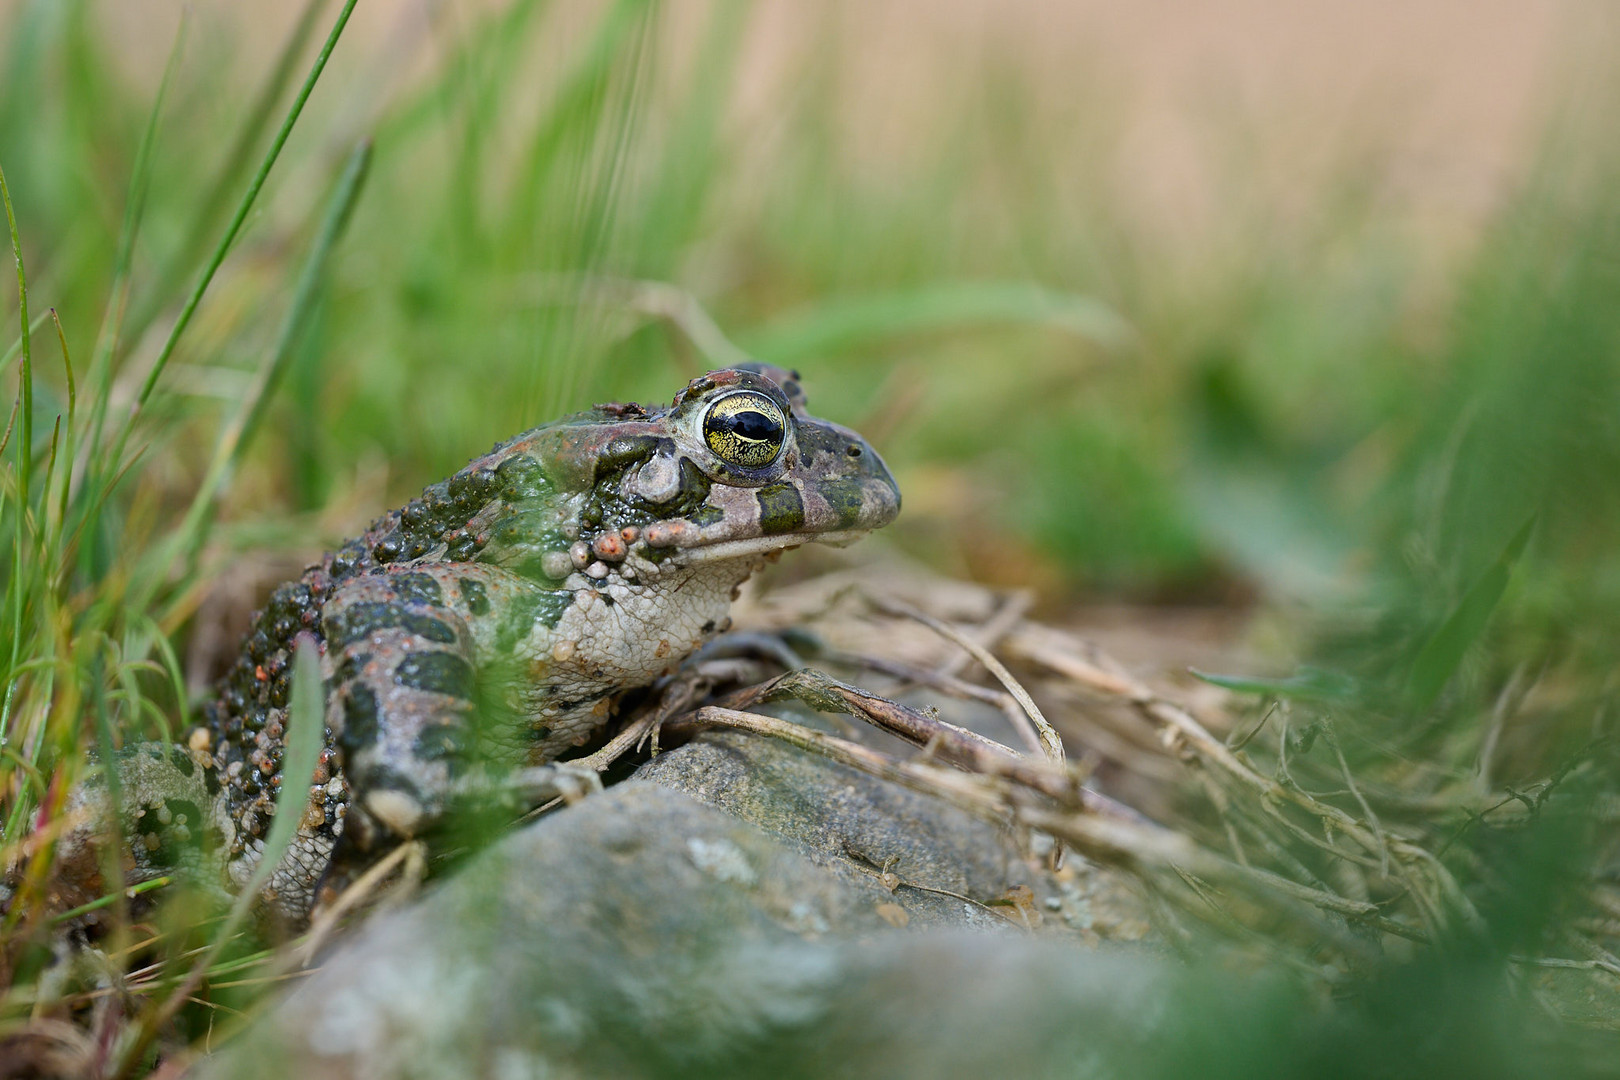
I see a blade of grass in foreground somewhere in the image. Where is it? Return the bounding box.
[1,310,49,369]
[113,634,326,1078]
[1,164,34,739]
[88,648,131,947]
[158,138,374,590]
[1191,665,1361,704]
[121,0,329,358]
[82,10,188,482]
[108,0,360,473]
[1405,517,1536,713]
[61,14,185,600]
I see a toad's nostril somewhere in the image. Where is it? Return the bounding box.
[846,445,863,457]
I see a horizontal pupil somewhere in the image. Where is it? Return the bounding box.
[722,410,781,442]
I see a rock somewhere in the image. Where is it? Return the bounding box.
[641,730,1024,926]
[638,730,1142,935]
[199,732,1153,1079]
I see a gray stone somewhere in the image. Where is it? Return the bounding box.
[636,731,1032,927]
[200,732,1153,1079]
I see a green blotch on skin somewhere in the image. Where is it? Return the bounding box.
[326,602,457,647]
[459,578,491,616]
[512,588,575,633]
[391,573,443,607]
[496,588,576,647]
[531,590,574,629]
[340,683,382,754]
[672,458,713,516]
[595,436,658,477]
[818,476,866,529]
[496,453,551,499]
[689,503,726,528]
[756,483,806,535]
[394,652,476,698]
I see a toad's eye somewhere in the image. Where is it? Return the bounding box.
[702,391,786,468]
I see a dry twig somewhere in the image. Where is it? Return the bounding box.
[872,595,1063,764]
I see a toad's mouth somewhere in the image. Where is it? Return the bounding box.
[663,530,873,564]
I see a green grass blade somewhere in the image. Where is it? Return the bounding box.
[115,634,325,1077]
[1,165,33,514]
[1,310,49,370]
[1,163,34,738]
[237,139,371,461]
[161,138,373,583]
[50,874,172,925]
[1404,517,1537,713]
[82,9,188,467]
[88,648,128,931]
[239,634,325,905]
[48,310,74,535]
[0,376,17,458]
[740,281,1136,365]
[115,0,360,446]
[132,612,191,734]
[122,0,328,354]
[1191,665,1360,703]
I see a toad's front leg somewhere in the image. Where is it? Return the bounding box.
[316,564,539,904]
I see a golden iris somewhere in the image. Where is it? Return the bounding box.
[702,391,786,467]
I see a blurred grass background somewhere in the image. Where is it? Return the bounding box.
[4,0,1620,1073]
[1,0,1603,603]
